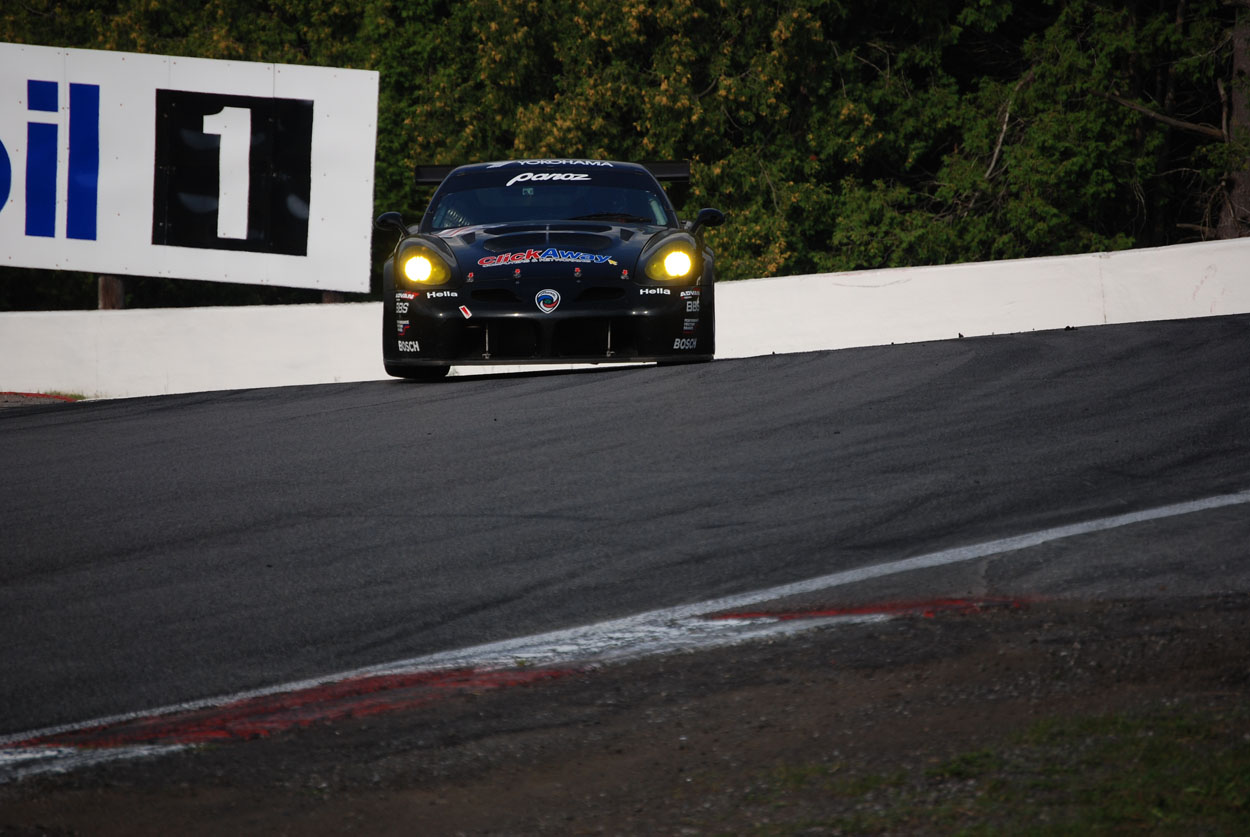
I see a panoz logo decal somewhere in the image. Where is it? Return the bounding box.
[478,248,611,267]
[506,172,591,187]
[535,289,561,314]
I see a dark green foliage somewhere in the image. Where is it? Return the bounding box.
[1,0,1242,308]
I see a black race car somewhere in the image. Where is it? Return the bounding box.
[375,159,724,379]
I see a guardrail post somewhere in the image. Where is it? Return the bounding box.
[98,275,124,309]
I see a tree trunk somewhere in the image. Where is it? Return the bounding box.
[1217,3,1250,238]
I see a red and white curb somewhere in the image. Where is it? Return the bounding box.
[4,489,1247,781]
[0,599,1016,782]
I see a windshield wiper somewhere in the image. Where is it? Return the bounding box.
[567,213,655,224]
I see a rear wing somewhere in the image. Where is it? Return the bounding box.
[415,165,456,185]
[414,161,690,187]
[640,161,690,182]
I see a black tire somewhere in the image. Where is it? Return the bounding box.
[657,356,713,367]
[385,363,450,381]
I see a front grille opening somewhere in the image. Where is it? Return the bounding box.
[576,286,626,302]
[552,317,640,358]
[471,288,521,304]
[469,321,540,359]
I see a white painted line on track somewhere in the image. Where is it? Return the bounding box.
[3,487,1248,780]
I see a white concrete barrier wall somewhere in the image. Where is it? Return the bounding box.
[2,237,1248,399]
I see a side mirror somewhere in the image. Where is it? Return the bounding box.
[689,207,725,235]
[375,211,408,236]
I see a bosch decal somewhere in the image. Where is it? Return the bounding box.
[478,248,612,267]
[397,339,421,352]
[673,338,697,349]
[535,289,561,314]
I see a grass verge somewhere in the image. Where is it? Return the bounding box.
[730,702,1250,835]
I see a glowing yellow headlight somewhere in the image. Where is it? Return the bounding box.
[398,247,452,285]
[644,239,698,281]
[663,250,693,278]
[403,254,434,282]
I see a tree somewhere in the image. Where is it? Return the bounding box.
[1,0,1242,309]
[1217,0,1249,237]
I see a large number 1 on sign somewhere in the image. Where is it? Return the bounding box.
[201,106,251,240]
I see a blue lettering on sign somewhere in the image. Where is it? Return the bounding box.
[0,137,10,209]
[25,80,57,238]
[4,79,100,240]
[67,83,99,240]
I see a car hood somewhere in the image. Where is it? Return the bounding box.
[433,221,672,281]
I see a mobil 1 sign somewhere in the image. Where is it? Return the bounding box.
[0,43,378,292]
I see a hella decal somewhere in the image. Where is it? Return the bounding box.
[535,289,561,314]
[426,290,459,298]
[640,287,671,295]
[478,248,611,267]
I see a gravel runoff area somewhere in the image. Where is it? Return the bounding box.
[2,592,1247,835]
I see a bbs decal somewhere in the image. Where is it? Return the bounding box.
[151,90,313,255]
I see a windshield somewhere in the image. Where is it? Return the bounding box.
[425,166,676,231]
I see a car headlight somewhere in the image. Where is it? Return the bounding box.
[398,245,453,286]
[645,243,697,281]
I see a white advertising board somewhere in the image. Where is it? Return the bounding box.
[0,43,378,292]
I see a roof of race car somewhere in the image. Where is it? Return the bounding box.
[415,160,690,185]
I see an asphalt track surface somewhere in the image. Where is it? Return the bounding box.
[3,314,1249,738]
